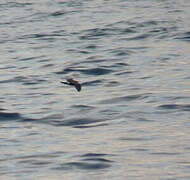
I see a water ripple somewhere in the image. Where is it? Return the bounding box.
[79,27,117,40]
[0,112,21,121]
[51,117,105,127]
[56,67,113,76]
[50,10,66,17]
[57,161,111,170]
[99,93,151,104]
[55,153,113,171]
[158,104,190,111]
[175,31,190,41]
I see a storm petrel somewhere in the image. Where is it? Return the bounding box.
[61,78,81,92]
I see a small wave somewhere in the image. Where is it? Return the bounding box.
[79,27,118,40]
[125,33,151,41]
[114,70,134,76]
[99,93,150,104]
[20,32,63,41]
[51,117,104,127]
[175,31,190,41]
[120,27,137,34]
[19,118,39,123]
[16,152,65,160]
[80,153,108,157]
[19,113,108,128]
[13,151,66,170]
[0,2,33,8]
[81,44,99,50]
[79,67,113,75]
[150,152,180,156]
[73,123,108,129]
[19,159,51,167]
[0,110,41,123]
[130,20,158,28]
[50,10,66,17]
[80,153,113,163]
[129,148,148,152]
[55,153,112,171]
[57,161,111,170]
[56,67,113,76]
[19,56,43,61]
[1,76,46,85]
[71,104,95,109]
[0,112,21,121]
[82,158,113,163]
[82,80,102,86]
[119,137,149,141]
[108,48,133,57]
[158,104,190,111]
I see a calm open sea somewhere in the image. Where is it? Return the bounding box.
[0,0,190,179]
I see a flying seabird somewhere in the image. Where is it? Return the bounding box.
[61,78,81,92]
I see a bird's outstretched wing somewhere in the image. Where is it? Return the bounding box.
[61,81,69,85]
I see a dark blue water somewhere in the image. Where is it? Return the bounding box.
[0,0,190,179]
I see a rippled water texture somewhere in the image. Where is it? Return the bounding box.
[0,0,190,179]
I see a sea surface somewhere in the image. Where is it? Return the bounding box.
[0,0,190,179]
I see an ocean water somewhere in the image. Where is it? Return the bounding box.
[0,0,190,179]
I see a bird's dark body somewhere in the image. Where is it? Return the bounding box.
[61,78,81,92]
